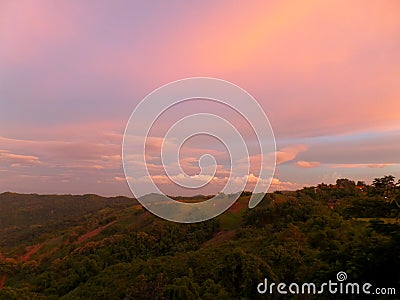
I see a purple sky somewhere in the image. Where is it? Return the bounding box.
[1,1,400,196]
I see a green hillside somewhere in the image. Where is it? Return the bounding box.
[0,176,399,299]
[0,193,135,250]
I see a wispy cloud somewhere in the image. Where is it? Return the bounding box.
[295,160,321,168]
[329,163,395,169]
[0,150,42,166]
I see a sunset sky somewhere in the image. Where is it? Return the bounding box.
[1,0,400,196]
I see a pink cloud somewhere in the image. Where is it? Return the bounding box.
[270,177,302,191]
[296,161,321,168]
[0,150,41,166]
[329,163,395,169]
[367,163,395,169]
[2,1,400,196]
[114,176,129,182]
[276,145,308,164]
[0,131,122,171]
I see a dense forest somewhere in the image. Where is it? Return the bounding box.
[0,176,399,299]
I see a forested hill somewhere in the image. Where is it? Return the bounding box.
[0,192,135,249]
[0,176,399,299]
